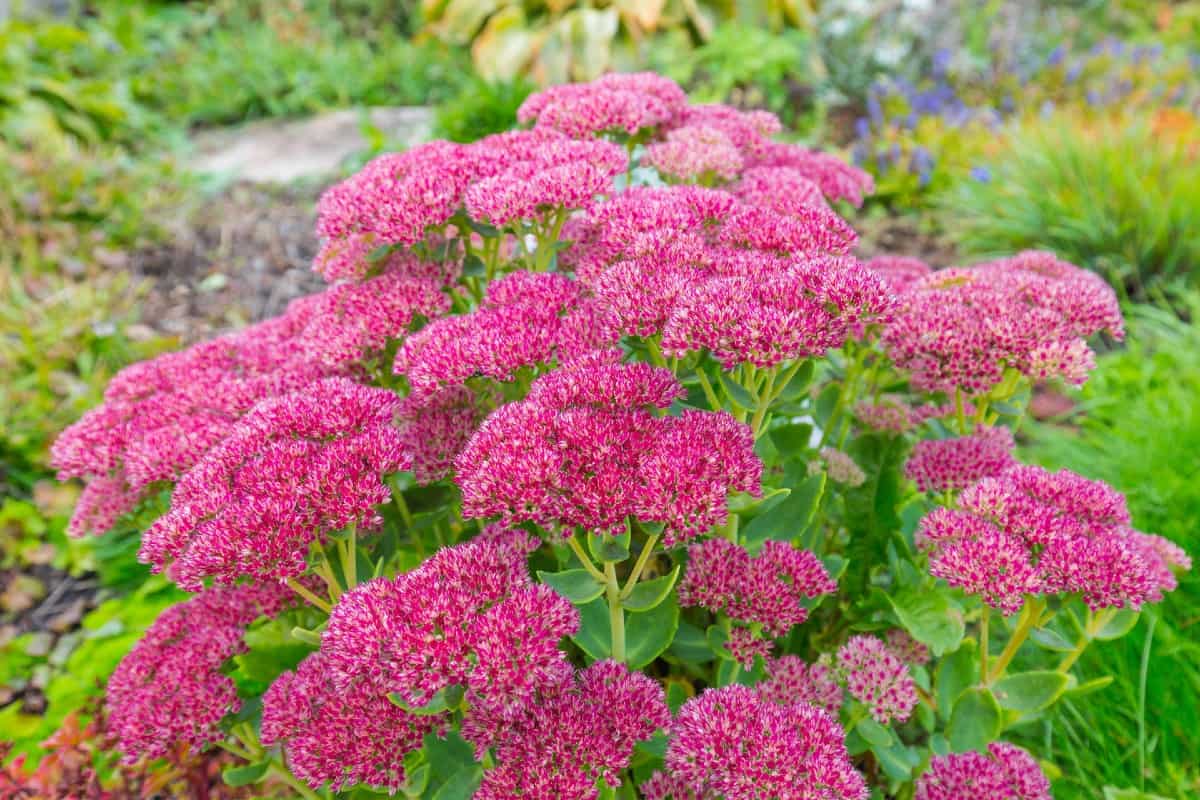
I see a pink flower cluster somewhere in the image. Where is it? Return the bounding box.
[394,271,616,398]
[463,661,670,800]
[645,685,868,800]
[644,124,744,183]
[886,628,931,666]
[757,655,844,714]
[816,447,868,487]
[836,635,919,724]
[518,72,688,137]
[321,530,577,710]
[920,464,1191,613]
[261,652,441,793]
[905,426,1017,493]
[883,251,1124,396]
[731,166,830,217]
[679,538,836,650]
[916,742,1052,800]
[52,266,447,538]
[395,386,489,484]
[139,378,409,590]
[105,583,296,761]
[455,356,761,544]
[865,255,933,293]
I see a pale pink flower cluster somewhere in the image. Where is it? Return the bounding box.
[261,652,441,793]
[518,72,688,137]
[679,538,836,657]
[865,255,933,293]
[817,447,868,487]
[394,271,616,398]
[750,140,875,206]
[836,635,919,724]
[672,104,782,158]
[395,386,488,484]
[883,251,1124,395]
[139,378,409,590]
[757,655,844,714]
[463,661,670,800]
[904,426,1017,493]
[916,742,1052,800]
[645,685,868,800]
[855,397,916,433]
[52,267,446,537]
[644,124,744,182]
[105,583,297,761]
[919,464,1191,613]
[885,628,931,666]
[321,530,577,711]
[455,356,761,544]
[732,166,830,217]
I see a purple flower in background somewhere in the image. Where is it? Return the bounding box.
[855,117,871,139]
[1066,61,1083,82]
[867,93,884,126]
[969,166,992,183]
[1040,100,1055,117]
[1046,45,1065,67]
[932,48,952,78]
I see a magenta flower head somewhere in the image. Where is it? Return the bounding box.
[261,651,442,793]
[836,634,919,724]
[733,166,830,217]
[919,464,1190,613]
[883,252,1123,396]
[465,131,627,227]
[396,386,489,484]
[644,124,745,183]
[105,582,297,761]
[757,655,845,714]
[656,685,868,800]
[394,271,615,398]
[314,141,476,279]
[661,256,891,369]
[886,628,931,666]
[322,529,578,711]
[455,357,761,543]
[749,141,875,206]
[463,660,670,800]
[671,104,782,159]
[916,741,1052,800]
[679,538,836,639]
[904,427,1017,493]
[139,378,409,590]
[855,397,917,434]
[518,72,687,138]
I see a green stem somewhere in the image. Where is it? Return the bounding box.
[1138,614,1156,794]
[749,370,778,439]
[315,556,342,602]
[533,209,568,272]
[566,534,607,582]
[980,605,990,686]
[605,561,626,663]
[695,369,721,411]
[270,763,322,800]
[287,578,332,614]
[986,597,1044,685]
[342,525,357,590]
[392,487,414,529]
[620,534,660,599]
[217,740,254,762]
[1055,607,1116,673]
[645,337,668,369]
[767,358,805,405]
[954,386,969,435]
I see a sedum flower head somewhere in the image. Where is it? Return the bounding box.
[644,124,745,183]
[106,583,297,761]
[659,685,868,800]
[518,72,688,138]
[836,634,919,724]
[904,426,1017,493]
[262,652,441,793]
[757,655,845,714]
[139,378,409,590]
[455,358,760,544]
[464,660,670,800]
[916,742,1052,800]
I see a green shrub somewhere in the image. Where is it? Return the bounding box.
[1023,298,1200,798]
[434,76,534,143]
[939,114,1200,305]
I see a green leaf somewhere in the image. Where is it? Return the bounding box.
[461,253,486,277]
[622,566,680,612]
[538,569,605,604]
[667,621,713,665]
[1030,627,1076,652]
[772,359,815,403]
[705,624,731,660]
[1064,675,1114,697]
[947,688,1002,753]
[935,641,978,723]
[389,686,461,715]
[430,766,483,800]
[222,761,270,787]
[719,372,757,410]
[873,741,918,782]
[741,474,826,551]
[573,593,680,669]
[769,423,813,460]
[886,588,965,657]
[403,763,432,796]
[290,626,322,646]
[993,670,1070,713]
[1102,786,1172,800]
[857,717,892,748]
[1092,608,1139,641]
[588,527,630,563]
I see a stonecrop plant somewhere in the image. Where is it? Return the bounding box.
[52,72,1190,799]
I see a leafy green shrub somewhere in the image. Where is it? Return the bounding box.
[434,76,534,143]
[939,114,1200,304]
[1023,299,1200,798]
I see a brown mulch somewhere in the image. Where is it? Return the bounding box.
[852,211,960,268]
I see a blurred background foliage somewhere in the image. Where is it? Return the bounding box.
[0,0,1197,796]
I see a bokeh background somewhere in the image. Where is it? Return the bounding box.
[0,1,1196,798]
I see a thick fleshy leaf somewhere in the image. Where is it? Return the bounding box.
[539,569,606,605]
[993,670,1070,713]
[947,687,1002,753]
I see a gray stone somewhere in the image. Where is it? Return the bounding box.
[190,106,434,184]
